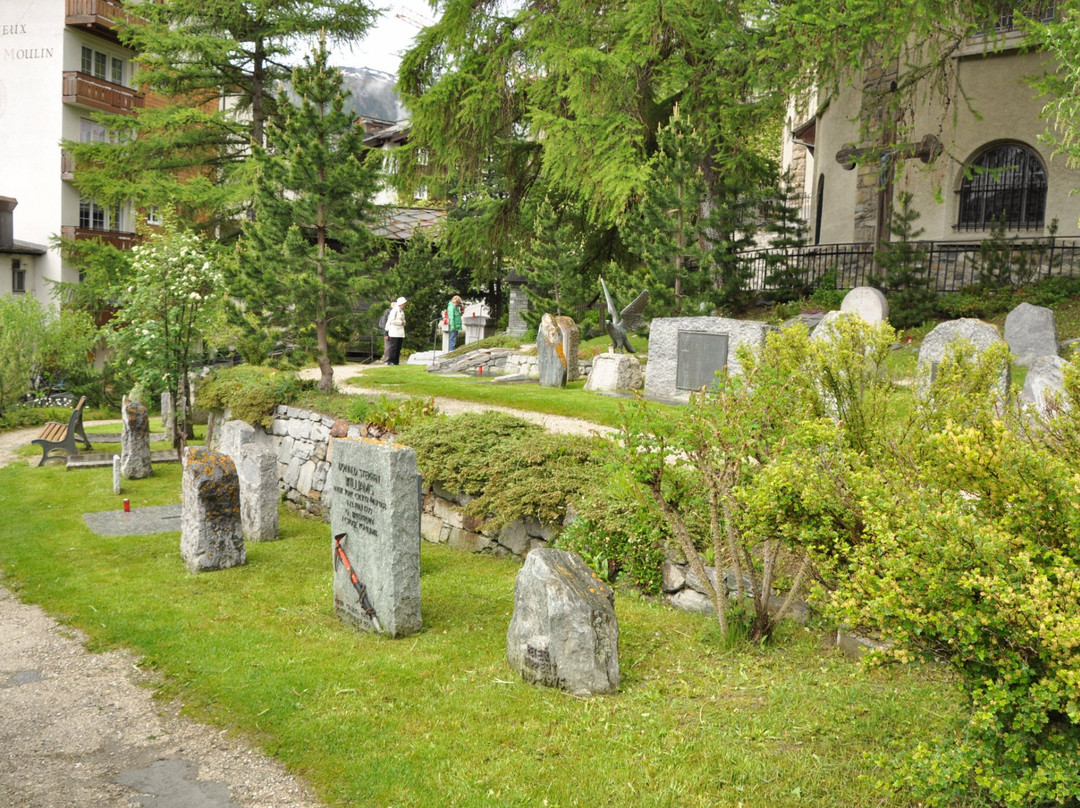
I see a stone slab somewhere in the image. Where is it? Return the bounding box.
[67,451,180,470]
[82,504,183,536]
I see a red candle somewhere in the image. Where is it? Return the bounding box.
[123,499,130,512]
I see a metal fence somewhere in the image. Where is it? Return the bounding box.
[743,238,1080,294]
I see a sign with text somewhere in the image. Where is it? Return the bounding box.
[329,438,422,637]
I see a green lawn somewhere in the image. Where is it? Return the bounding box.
[0,459,963,807]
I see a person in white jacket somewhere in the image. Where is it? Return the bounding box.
[386,297,407,365]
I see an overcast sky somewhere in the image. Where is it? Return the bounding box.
[329,0,437,76]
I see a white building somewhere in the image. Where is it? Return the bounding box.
[1,0,144,305]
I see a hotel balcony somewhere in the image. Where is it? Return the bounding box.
[65,0,136,44]
[62,71,144,115]
[61,226,138,251]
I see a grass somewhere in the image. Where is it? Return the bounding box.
[331,365,672,428]
[0,459,964,808]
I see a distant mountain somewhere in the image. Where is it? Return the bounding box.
[337,66,408,123]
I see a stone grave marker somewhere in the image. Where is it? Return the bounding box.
[1021,355,1069,415]
[120,399,153,479]
[584,351,643,392]
[237,445,280,542]
[645,317,774,403]
[180,447,245,573]
[537,313,580,388]
[160,391,176,445]
[112,455,121,495]
[840,286,889,324]
[917,318,1010,397]
[1004,302,1058,367]
[329,437,421,638]
[506,547,619,696]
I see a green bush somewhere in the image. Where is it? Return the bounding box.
[195,365,313,428]
[0,406,79,432]
[398,412,605,533]
[346,394,438,432]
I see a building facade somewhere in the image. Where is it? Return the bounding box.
[785,15,1080,248]
[1,0,144,305]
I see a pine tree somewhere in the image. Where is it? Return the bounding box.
[761,174,810,302]
[520,194,591,329]
[873,192,935,329]
[237,37,382,392]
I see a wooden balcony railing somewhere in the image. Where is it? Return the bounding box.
[61,226,138,251]
[62,71,144,115]
[65,0,136,43]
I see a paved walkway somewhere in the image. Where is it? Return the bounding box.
[0,369,609,807]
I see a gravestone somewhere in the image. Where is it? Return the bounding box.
[180,447,245,573]
[645,317,774,403]
[120,400,153,479]
[1021,355,1069,415]
[840,286,889,324]
[809,309,856,342]
[917,318,1009,397]
[215,418,273,459]
[237,445,280,542]
[557,315,582,382]
[112,455,121,495]
[506,548,619,696]
[160,391,175,445]
[583,352,643,392]
[537,313,575,388]
[1004,302,1058,367]
[329,437,421,638]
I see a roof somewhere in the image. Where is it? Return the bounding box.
[0,240,47,256]
[370,207,446,241]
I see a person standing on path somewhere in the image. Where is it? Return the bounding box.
[386,297,407,365]
[447,295,464,351]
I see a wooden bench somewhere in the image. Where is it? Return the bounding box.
[31,396,92,466]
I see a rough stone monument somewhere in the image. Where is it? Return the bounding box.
[1021,355,1069,415]
[583,351,643,392]
[506,548,619,696]
[237,445,280,542]
[161,391,176,445]
[329,437,422,638]
[120,399,153,479]
[537,313,580,388]
[644,317,774,403]
[1004,302,1058,367]
[917,318,1010,397]
[180,447,245,573]
[840,286,889,324]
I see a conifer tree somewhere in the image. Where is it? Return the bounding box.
[237,37,382,393]
[760,174,810,303]
[520,194,591,328]
[872,192,935,329]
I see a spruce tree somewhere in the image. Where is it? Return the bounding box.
[237,37,382,392]
[520,194,591,329]
[873,192,935,329]
[761,174,810,303]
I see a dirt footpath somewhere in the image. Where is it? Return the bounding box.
[0,427,324,807]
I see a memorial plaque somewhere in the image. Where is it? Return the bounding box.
[676,331,729,391]
[329,438,422,638]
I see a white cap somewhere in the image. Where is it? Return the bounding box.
[396,297,407,305]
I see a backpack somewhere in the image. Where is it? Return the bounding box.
[377,307,391,331]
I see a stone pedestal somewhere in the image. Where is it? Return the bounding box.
[180,448,245,573]
[584,352,642,392]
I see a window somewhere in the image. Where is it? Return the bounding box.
[414,185,429,202]
[79,198,120,231]
[12,259,25,294]
[957,143,1047,231]
[146,206,162,226]
[995,2,1056,32]
[111,57,123,85]
[80,118,108,143]
[81,45,124,84]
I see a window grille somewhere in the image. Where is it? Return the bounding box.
[957,143,1047,231]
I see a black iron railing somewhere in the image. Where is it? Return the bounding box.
[743,238,1080,293]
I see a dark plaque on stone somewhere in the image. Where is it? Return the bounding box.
[676,331,729,391]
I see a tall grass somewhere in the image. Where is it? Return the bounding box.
[0,460,964,807]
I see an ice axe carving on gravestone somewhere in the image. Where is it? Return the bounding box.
[600,277,648,354]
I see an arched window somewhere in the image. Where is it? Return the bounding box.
[957,143,1047,231]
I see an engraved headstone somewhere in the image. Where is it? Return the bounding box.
[917,318,1009,397]
[1004,302,1058,367]
[583,352,643,392]
[160,391,176,445]
[840,286,889,324]
[120,399,153,479]
[645,317,773,403]
[506,547,619,696]
[329,438,422,638]
[180,447,245,573]
[237,445,280,542]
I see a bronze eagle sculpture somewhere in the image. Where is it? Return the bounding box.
[600,277,649,354]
